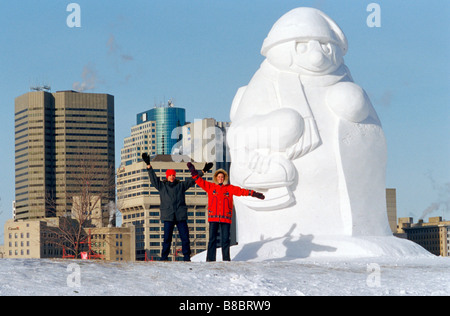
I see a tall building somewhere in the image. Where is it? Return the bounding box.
[15,91,55,219]
[121,101,186,167]
[120,119,157,167]
[136,101,186,155]
[386,188,397,234]
[14,90,115,220]
[9,89,133,261]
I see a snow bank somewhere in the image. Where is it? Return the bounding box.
[192,235,433,262]
[1,234,442,296]
[0,256,449,296]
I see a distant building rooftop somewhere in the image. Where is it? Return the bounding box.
[151,154,193,163]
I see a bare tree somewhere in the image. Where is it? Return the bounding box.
[43,152,118,259]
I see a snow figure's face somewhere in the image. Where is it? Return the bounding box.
[266,39,344,75]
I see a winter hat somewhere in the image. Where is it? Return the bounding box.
[213,169,229,185]
[261,7,348,57]
[166,169,176,179]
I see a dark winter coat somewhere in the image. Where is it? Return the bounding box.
[148,167,203,222]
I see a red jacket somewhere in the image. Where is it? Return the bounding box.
[194,176,252,224]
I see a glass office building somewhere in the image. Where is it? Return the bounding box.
[137,105,186,155]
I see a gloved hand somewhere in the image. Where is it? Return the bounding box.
[187,162,198,177]
[250,191,265,200]
[203,162,213,173]
[142,153,151,165]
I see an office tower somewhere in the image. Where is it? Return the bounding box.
[120,120,157,167]
[386,188,397,234]
[121,100,186,167]
[15,91,55,220]
[14,90,115,221]
[136,101,186,155]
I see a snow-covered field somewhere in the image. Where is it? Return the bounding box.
[1,236,449,296]
[1,256,449,296]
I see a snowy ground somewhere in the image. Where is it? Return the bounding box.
[1,236,449,296]
[1,256,449,296]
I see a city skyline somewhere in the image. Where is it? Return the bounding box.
[1,1,449,243]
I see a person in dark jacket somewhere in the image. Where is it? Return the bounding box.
[142,153,213,261]
[187,162,265,262]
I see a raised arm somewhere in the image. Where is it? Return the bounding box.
[182,169,204,191]
[187,162,214,192]
[193,174,213,192]
[142,153,162,191]
[183,162,213,190]
[147,165,162,191]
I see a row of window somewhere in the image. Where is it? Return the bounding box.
[8,241,30,247]
[135,236,207,249]
[129,219,207,230]
[8,250,30,256]
[123,211,206,220]
[118,190,207,200]
[8,232,31,239]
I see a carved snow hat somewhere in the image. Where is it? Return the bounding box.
[261,7,348,56]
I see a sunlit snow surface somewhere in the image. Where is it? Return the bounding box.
[1,256,449,296]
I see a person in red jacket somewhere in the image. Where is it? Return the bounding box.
[187,162,265,261]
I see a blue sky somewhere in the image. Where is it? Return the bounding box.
[0,0,449,242]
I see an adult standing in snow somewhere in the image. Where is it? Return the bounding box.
[187,162,265,261]
[143,153,213,261]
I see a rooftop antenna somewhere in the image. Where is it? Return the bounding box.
[30,80,51,92]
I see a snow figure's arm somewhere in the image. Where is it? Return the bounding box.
[227,108,304,185]
[228,75,305,191]
[228,108,304,154]
[326,82,371,123]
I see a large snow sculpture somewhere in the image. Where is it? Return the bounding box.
[228,7,394,248]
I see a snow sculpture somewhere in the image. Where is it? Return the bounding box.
[228,7,393,248]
